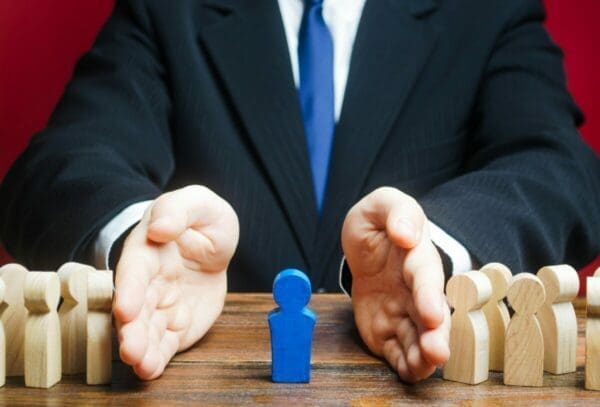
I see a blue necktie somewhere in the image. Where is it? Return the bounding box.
[298,0,335,212]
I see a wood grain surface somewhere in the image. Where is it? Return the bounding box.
[0,294,596,406]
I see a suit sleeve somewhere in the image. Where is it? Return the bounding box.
[419,0,600,273]
[0,0,173,269]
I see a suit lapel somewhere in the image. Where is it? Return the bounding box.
[199,0,318,268]
[314,0,442,286]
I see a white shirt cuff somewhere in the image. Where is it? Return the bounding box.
[428,220,472,275]
[93,200,153,269]
[338,256,350,296]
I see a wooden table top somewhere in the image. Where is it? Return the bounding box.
[1,294,597,406]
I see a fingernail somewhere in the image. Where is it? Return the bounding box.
[395,218,416,240]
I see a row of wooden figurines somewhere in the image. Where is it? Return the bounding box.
[443,263,600,390]
[0,262,112,388]
[1,260,599,389]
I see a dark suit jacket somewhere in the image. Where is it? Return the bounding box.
[1,0,599,291]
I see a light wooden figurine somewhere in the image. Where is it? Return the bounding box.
[443,271,491,384]
[87,269,113,385]
[479,263,512,372]
[0,263,28,376]
[504,273,545,387]
[0,278,6,387]
[536,265,578,375]
[586,267,600,390]
[58,263,91,375]
[24,272,61,388]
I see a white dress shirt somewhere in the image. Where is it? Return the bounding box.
[94,0,473,279]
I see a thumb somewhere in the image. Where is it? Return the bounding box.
[368,187,426,249]
[385,208,422,250]
[146,185,236,244]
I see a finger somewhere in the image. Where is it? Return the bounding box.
[134,328,179,380]
[397,318,437,381]
[118,318,149,365]
[133,343,161,380]
[382,338,404,378]
[383,332,413,383]
[419,303,451,366]
[167,302,191,332]
[118,298,154,366]
[397,317,418,355]
[147,185,233,243]
[132,309,164,379]
[156,281,181,310]
[403,242,445,329]
[362,187,426,248]
[342,187,426,254]
[370,309,401,352]
[382,292,408,317]
[114,245,157,324]
[157,330,180,374]
[131,309,170,379]
[383,194,426,250]
[149,308,169,342]
[405,342,437,381]
[176,228,226,272]
[395,347,412,383]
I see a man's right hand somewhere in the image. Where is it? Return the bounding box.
[113,185,239,380]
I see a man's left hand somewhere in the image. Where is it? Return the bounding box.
[341,187,451,383]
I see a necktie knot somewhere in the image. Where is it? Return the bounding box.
[304,0,324,7]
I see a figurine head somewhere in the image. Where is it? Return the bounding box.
[273,268,312,312]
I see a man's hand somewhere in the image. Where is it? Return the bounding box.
[113,185,239,380]
[341,187,450,383]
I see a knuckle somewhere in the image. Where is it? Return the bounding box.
[341,205,362,237]
[152,193,169,208]
[373,186,397,197]
[400,194,420,214]
[368,186,396,206]
[222,200,239,224]
[362,232,382,255]
[152,192,178,214]
[184,184,207,194]
[371,311,392,340]
[182,184,212,201]
[404,194,418,209]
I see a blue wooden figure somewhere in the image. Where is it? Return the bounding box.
[268,268,316,383]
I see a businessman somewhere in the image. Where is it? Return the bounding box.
[1,0,599,383]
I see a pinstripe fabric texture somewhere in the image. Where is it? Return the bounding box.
[0,0,598,291]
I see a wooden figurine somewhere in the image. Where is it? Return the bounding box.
[0,278,6,387]
[536,265,579,374]
[268,268,316,383]
[504,273,545,387]
[586,267,600,390]
[443,270,491,384]
[24,272,62,388]
[87,269,113,385]
[0,263,28,376]
[58,262,91,375]
[480,263,512,372]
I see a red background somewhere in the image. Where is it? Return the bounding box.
[0,0,598,289]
